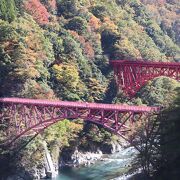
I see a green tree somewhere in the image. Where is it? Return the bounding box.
[0,0,17,22]
[0,16,55,97]
[86,78,106,102]
[139,77,180,106]
[112,37,141,59]
[116,0,131,7]
[0,0,7,21]
[65,17,87,35]
[6,0,17,22]
[91,5,107,20]
[57,0,78,18]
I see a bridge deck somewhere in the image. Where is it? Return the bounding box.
[111,60,180,67]
[0,98,158,112]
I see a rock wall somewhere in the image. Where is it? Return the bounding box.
[59,140,123,168]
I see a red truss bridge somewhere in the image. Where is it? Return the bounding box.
[0,98,159,144]
[111,60,180,96]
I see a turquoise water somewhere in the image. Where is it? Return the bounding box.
[54,147,138,180]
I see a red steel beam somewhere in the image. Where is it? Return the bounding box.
[110,60,180,96]
[0,98,159,145]
[0,98,158,112]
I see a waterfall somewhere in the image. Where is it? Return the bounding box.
[43,141,58,178]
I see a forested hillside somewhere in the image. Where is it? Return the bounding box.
[0,0,180,179]
[0,0,179,101]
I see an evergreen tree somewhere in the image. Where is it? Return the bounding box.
[6,0,17,22]
[0,0,7,21]
[0,0,17,22]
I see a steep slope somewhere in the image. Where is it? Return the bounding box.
[0,0,180,179]
[0,0,179,101]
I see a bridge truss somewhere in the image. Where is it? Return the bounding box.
[0,98,159,145]
[111,60,180,96]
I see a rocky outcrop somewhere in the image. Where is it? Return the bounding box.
[100,140,123,154]
[60,140,124,168]
[60,148,103,167]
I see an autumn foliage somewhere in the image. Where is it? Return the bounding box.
[47,0,57,10]
[69,30,95,59]
[24,0,49,25]
[88,15,101,31]
[0,0,180,178]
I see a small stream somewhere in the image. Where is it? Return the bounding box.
[54,147,138,180]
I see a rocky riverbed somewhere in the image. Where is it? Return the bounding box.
[56,146,139,180]
[59,140,123,168]
[4,139,138,180]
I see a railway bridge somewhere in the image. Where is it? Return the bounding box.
[0,60,180,145]
[111,60,180,96]
[0,98,159,145]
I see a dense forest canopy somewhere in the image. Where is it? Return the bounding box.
[0,0,180,179]
[0,0,179,100]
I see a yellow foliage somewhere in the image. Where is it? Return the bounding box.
[87,78,106,101]
[69,121,83,133]
[103,16,118,30]
[52,64,80,89]
[88,15,101,30]
[14,67,40,79]
[114,37,142,59]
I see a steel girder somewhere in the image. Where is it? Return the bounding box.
[0,98,159,144]
[111,60,180,96]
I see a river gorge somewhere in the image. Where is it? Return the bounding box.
[56,146,139,180]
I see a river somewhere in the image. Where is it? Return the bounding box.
[54,147,138,180]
